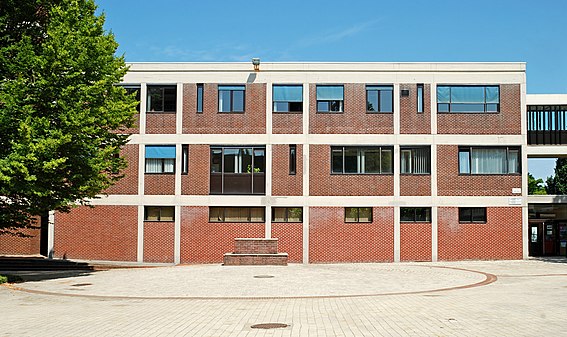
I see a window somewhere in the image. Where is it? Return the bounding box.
[218,85,245,112]
[437,85,499,113]
[144,206,175,221]
[458,147,520,175]
[289,145,297,175]
[122,85,141,112]
[400,147,430,174]
[332,146,393,174]
[345,207,373,223]
[145,145,175,173]
[273,85,303,112]
[147,85,176,113]
[400,207,431,222]
[317,85,344,112]
[196,84,203,113]
[366,85,393,113]
[181,145,189,175]
[272,207,303,222]
[417,84,424,113]
[459,207,487,223]
[209,207,265,222]
[210,146,265,194]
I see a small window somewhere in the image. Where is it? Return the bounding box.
[345,207,373,223]
[417,84,424,113]
[400,147,430,174]
[196,84,203,113]
[145,145,175,173]
[289,145,297,175]
[437,85,499,113]
[273,85,303,112]
[122,85,141,112]
[400,207,431,222]
[458,147,521,175]
[459,207,487,223]
[218,85,245,112]
[181,145,189,175]
[332,146,393,174]
[144,206,175,221]
[317,85,344,113]
[272,207,303,222]
[147,85,176,113]
[366,85,393,113]
[209,207,265,222]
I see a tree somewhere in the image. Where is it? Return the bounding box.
[545,158,567,195]
[0,0,136,235]
[528,173,546,195]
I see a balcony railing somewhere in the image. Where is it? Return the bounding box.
[528,105,567,145]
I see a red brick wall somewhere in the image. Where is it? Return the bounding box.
[309,84,394,134]
[309,145,394,196]
[437,84,521,135]
[54,206,137,261]
[271,223,303,263]
[400,223,432,261]
[309,207,394,262]
[273,113,303,134]
[0,227,41,256]
[182,144,210,195]
[182,83,266,134]
[400,84,431,134]
[144,174,175,195]
[272,144,303,196]
[146,113,176,134]
[437,145,522,196]
[400,175,431,196]
[438,207,522,260]
[104,144,138,195]
[180,206,265,263]
[143,221,174,263]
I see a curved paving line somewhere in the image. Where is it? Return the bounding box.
[499,273,567,278]
[2,265,497,301]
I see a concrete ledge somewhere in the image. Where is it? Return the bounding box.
[223,253,288,266]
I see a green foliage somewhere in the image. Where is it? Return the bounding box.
[0,275,7,284]
[0,0,136,234]
[545,158,567,195]
[528,173,547,195]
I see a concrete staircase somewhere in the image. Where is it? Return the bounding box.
[223,238,288,265]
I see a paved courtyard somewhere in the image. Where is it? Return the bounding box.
[1,259,567,336]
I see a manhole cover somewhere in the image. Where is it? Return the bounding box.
[251,323,288,329]
[71,283,92,287]
[253,275,274,278]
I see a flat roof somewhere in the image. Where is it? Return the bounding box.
[527,94,567,105]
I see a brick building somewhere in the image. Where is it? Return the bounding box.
[3,62,566,264]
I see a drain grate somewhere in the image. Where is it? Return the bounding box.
[71,283,92,287]
[251,323,288,329]
[253,275,274,279]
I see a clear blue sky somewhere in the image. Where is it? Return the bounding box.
[95,0,567,180]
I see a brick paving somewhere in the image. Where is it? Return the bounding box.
[1,259,567,336]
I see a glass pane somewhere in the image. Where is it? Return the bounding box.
[459,208,472,222]
[332,148,343,173]
[459,150,470,174]
[289,101,303,112]
[438,103,450,112]
[209,207,224,222]
[437,86,450,103]
[379,90,393,112]
[250,208,264,222]
[160,207,174,221]
[232,90,244,112]
[451,103,486,112]
[145,207,160,221]
[273,208,286,222]
[145,158,162,173]
[417,85,424,113]
[273,85,303,102]
[413,147,430,174]
[363,148,380,173]
[367,90,378,112]
[317,86,343,100]
[344,148,358,173]
[196,85,203,112]
[163,158,175,173]
[358,208,372,222]
[147,87,163,112]
[451,86,485,103]
[485,86,499,103]
[273,101,288,112]
[345,208,358,222]
[415,208,431,222]
[486,103,499,112]
[400,208,414,222]
[401,150,412,174]
[225,208,247,222]
[287,208,302,222]
[472,208,486,222]
[219,90,231,112]
[163,87,176,112]
[330,100,343,112]
[317,101,329,112]
[211,149,222,173]
[241,148,253,173]
[471,148,506,174]
[223,148,239,173]
[381,149,392,173]
[253,149,265,173]
[508,149,520,174]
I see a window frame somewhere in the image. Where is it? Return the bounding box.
[218,85,245,113]
[366,85,394,113]
[144,206,175,222]
[146,85,177,113]
[272,207,303,223]
[289,145,297,175]
[209,145,266,195]
[121,84,141,112]
[458,207,487,223]
[400,146,431,175]
[331,146,393,175]
[181,145,189,175]
[272,84,303,113]
[209,207,265,223]
[417,84,424,113]
[437,85,500,113]
[344,207,373,223]
[400,207,432,223]
[316,85,344,113]
[458,146,521,175]
[196,83,203,113]
[145,145,176,174]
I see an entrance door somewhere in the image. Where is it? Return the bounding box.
[544,222,557,255]
[529,222,543,257]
